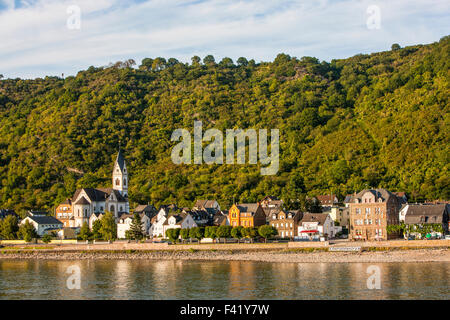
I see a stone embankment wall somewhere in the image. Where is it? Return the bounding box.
[2,239,448,251]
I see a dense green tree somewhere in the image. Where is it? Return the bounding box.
[191,56,201,66]
[258,225,278,243]
[230,226,244,243]
[100,211,117,241]
[165,228,180,243]
[236,57,248,66]
[18,221,37,242]
[188,227,197,240]
[205,226,218,242]
[216,225,232,243]
[203,55,216,66]
[0,215,19,239]
[241,227,258,243]
[194,227,204,241]
[180,228,190,243]
[128,212,144,240]
[92,219,102,240]
[78,222,91,241]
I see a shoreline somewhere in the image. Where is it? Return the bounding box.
[1,248,448,263]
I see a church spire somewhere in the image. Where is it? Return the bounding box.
[113,148,128,197]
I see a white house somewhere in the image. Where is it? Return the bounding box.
[117,213,152,239]
[296,213,335,240]
[21,216,64,237]
[162,213,197,236]
[149,207,170,237]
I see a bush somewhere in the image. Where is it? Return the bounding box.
[42,234,52,244]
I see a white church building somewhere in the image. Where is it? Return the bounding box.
[72,150,130,227]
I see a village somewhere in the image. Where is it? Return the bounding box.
[0,150,449,245]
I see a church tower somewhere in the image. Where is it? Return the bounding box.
[112,149,128,197]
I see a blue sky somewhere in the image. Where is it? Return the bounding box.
[0,0,449,79]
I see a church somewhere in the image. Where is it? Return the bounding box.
[71,150,130,227]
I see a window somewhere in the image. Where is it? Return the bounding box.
[365,208,370,214]
[355,208,361,214]
[115,178,120,186]
[123,179,127,186]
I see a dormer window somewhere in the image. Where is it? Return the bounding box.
[272,215,276,219]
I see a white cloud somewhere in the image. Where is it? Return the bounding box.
[0,0,449,78]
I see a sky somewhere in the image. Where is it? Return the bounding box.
[0,0,449,79]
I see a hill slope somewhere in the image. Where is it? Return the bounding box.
[0,37,449,212]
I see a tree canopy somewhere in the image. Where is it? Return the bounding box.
[0,38,449,214]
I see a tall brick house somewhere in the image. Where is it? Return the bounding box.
[270,210,302,239]
[349,188,400,241]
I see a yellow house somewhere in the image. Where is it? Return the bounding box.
[228,203,266,228]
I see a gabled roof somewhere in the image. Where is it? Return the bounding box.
[27,215,63,225]
[404,204,448,224]
[236,203,260,213]
[28,210,48,216]
[213,213,228,226]
[262,207,282,218]
[344,195,353,203]
[115,149,126,172]
[270,210,302,221]
[72,188,127,203]
[164,213,187,225]
[299,213,329,225]
[193,200,218,209]
[352,189,396,203]
[74,196,90,205]
[261,195,279,201]
[316,194,338,205]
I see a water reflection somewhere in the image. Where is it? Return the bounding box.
[0,260,448,300]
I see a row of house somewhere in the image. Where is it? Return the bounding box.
[2,149,448,241]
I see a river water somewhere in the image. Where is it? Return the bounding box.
[0,260,448,299]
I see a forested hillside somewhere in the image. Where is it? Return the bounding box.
[0,36,448,213]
